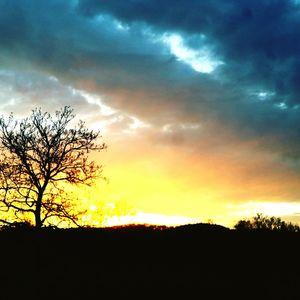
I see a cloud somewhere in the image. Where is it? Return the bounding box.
[0,0,300,226]
[76,2,300,160]
[0,0,299,174]
[77,0,300,106]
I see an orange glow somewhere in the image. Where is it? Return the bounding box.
[73,130,300,228]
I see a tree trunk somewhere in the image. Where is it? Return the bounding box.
[35,193,43,228]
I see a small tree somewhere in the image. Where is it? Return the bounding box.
[0,106,106,228]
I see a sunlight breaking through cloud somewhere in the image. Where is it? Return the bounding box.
[161,34,223,73]
[256,91,276,101]
[72,89,116,116]
[69,88,151,134]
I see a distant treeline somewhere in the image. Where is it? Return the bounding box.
[234,213,300,232]
[1,213,300,233]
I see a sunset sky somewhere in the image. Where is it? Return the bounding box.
[0,0,300,227]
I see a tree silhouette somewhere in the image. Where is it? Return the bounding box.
[234,213,300,232]
[0,106,106,228]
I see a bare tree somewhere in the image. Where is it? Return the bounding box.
[0,106,106,228]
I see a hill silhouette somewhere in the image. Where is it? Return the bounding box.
[0,223,300,299]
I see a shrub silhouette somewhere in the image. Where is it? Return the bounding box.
[234,213,300,232]
[0,220,34,232]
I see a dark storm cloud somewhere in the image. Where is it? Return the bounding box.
[0,0,181,115]
[77,0,300,104]
[77,0,300,158]
[0,0,300,165]
[0,0,206,117]
[77,0,232,34]
[0,0,189,95]
[0,0,162,73]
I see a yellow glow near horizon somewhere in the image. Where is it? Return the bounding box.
[104,212,200,227]
[69,131,300,229]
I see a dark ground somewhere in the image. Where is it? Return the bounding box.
[0,223,300,299]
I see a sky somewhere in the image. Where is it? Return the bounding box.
[0,0,300,227]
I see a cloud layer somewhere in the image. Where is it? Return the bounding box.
[0,0,299,224]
